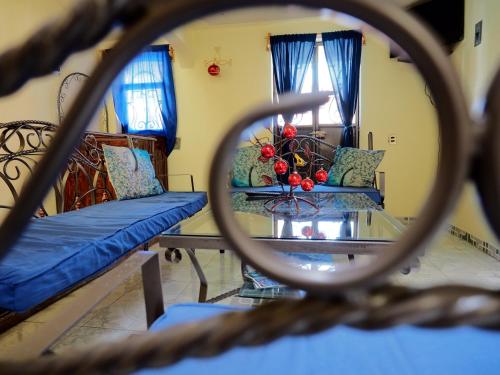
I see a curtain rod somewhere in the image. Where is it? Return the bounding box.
[168,45,175,62]
[265,32,366,51]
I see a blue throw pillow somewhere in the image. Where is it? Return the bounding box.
[231,145,276,187]
[327,146,384,187]
[103,144,164,200]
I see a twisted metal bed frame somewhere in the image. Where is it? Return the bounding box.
[0,120,119,216]
[0,0,499,374]
[58,72,110,132]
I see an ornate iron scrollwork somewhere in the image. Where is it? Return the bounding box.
[0,121,58,215]
[0,0,498,374]
[58,72,110,132]
[0,121,113,216]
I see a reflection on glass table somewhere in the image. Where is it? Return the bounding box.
[163,192,403,247]
[159,192,407,302]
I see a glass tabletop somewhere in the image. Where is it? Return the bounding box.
[163,192,404,242]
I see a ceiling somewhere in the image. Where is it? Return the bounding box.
[199,0,423,26]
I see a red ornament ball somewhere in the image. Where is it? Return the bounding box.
[315,168,328,183]
[301,177,315,192]
[288,171,302,187]
[260,144,276,159]
[207,64,220,76]
[282,123,297,139]
[317,232,326,240]
[301,226,313,238]
[273,159,288,175]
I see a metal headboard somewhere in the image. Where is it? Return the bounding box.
[0,121,59,216]
[0,120,113,215]
[58,72,110,132]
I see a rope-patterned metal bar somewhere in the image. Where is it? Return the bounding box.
[0,0,497,373]
[1,285,500,375]
[0,0,155,97]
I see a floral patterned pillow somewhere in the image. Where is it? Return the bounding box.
[102,145,164,200]
[327,146,384,187]
[231,145,276,187]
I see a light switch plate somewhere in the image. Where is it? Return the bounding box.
[388,135,397,145]
[475,21,483,47]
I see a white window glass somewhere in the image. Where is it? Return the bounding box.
[317,46,333,92]
[300,63,313,94]
[126,88,163,132]
[276,111,313,127]
[318,95,342,125]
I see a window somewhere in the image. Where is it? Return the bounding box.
[111,45,175,135]
[277,43,352,127]
[123,71,165,133]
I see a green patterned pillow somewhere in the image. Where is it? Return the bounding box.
[102,144,164,200]
[327,146,384,187]
[231,145,276,187]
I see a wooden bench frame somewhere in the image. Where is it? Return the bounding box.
[2,250,164,358]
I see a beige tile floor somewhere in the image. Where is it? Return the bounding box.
[1,231,499,359]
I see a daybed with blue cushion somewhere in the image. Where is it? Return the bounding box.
[0,121,207,339]
[0,192,207,313]
[230,133,386,206]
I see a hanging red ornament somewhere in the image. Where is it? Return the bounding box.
[260,144,276,159]
[207,64,220,76]
[288,171,302,187]
[315,168,328,183]
[282,123,297,139]
[301,177,315,191]
[273,159,288,175]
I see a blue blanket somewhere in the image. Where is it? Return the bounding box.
[0,192,207,312]
[137,303,500,375]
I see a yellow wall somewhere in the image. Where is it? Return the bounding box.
[0,5,441,222]
[169,15,438,218]
[450,0,500,247]
[0,0,101,125]
[359,36,438,218]
[0,0,105,216]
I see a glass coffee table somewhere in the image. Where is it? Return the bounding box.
[159,192,406,302]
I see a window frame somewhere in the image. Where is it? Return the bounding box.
[273,35,360,132]
[118,45,169,135]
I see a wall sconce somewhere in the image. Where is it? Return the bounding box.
[204,47,231,76]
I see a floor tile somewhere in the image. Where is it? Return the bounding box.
[0,321,45,360]
[1,233,499,358]
[52,326,142,354]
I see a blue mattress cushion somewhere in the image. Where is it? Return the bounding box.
[136,303,500,375]
[0,192,207,312]
[231,185,382,205]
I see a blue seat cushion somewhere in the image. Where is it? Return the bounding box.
[231,185,382,205]
[136,303,500,375]
[0,192,207,312]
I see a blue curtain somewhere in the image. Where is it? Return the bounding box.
[270,34,316,122]
[111,45,177,154]
[271,34,316,183]
[322,31,362,148]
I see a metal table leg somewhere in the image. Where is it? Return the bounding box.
[184,248,208,302]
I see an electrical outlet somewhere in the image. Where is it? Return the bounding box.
[174,137,181,150]
[475,21,483,47]
[388,135,397,145]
